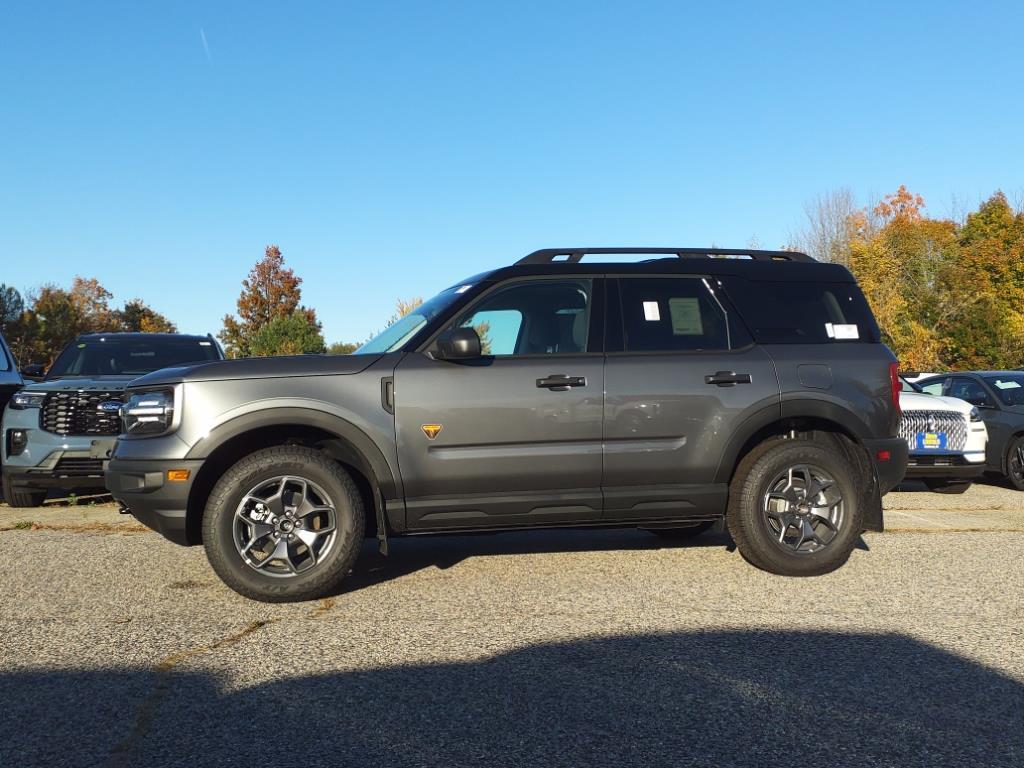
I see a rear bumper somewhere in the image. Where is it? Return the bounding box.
[105,458,203,546]
[863,437,909,495]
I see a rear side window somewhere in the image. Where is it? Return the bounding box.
[618,277,739,352]
[724,278,880,344]
[0,336,10,372]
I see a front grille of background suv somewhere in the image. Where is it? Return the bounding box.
[40,391,124,436]
[898,410,968,452]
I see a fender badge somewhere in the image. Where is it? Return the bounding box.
[421,424,443,440]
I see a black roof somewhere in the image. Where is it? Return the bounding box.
[475,247,855,283]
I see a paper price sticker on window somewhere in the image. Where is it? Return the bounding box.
[825,323,859,340]
[643,301,661,322]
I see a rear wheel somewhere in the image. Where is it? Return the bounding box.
[727,437,863,577]
[203,446,365,602]
[1006,436,1024,491]
[648,521,715,539]
[1,475,47,508]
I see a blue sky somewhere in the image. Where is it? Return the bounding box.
[2,1,1023,344]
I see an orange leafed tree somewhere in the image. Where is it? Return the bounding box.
[220,245,321,358]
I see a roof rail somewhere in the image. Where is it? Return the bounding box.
[517,247,815,265]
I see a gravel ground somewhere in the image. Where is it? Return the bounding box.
[1,485,1022,767]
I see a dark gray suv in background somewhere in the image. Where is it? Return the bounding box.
[107,248,907,602]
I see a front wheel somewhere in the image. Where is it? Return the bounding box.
[1006,436,1024,491]
[1,475,47,508]
[727,438,863,577]
[203,446,365,602]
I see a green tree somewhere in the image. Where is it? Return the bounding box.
[220,245,320,358]
[116,299,178,333]
[0,285,24,330]
[249,313,326,357]
[327,341,359,355]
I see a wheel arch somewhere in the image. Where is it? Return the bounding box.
[183,408,400,545]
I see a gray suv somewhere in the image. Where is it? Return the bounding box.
[106,248,907,602]
[2,333,223,507]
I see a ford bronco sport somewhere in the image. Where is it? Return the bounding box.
[2,333,223,506]
[106,248,907,602]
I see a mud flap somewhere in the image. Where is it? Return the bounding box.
[374,485,390,556]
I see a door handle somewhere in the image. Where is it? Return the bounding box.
[537,375,587,391]
[705,371,752,387]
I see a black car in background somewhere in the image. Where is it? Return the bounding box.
[917,372,1024,490]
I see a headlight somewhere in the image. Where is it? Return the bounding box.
[121,389,175,436]
[969,407,982,422]
[10,391,47,409]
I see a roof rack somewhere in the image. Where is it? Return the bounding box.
[517,247,815,265]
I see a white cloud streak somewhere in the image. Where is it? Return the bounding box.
[200,27,211,64]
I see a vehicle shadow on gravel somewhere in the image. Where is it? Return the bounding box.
[344,528,731,593]
[2,630,1021,767]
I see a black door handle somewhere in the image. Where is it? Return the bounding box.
[537,375,586,391]
[705,371,752,387]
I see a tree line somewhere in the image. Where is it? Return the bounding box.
[789,186,1024,371]
[4,189,1022,370]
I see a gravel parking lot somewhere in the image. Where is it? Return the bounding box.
[2,483,1022,767]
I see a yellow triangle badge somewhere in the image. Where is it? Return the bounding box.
[421,424,443,440]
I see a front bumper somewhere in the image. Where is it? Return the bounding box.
[105,458,204,546]
[905,453,985,481]
[863,437,910,495]
[2,435,116,491]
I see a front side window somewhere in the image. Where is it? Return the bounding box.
[619,277,731,353]
[450,279,592,356]
[948,377,996,408]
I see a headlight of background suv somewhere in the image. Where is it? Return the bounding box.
[10,391,47,409]
[120,389,175,436]
[969,407,982,422]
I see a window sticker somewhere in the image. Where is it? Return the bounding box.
[825,323,859,340]
[455,284,473,294]
[643,301,661,322]
[994,379,1022,390]
[668,297,703,336]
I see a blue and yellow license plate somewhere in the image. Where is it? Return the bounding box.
[915,432,948,450]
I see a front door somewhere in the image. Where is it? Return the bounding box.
[602,275,780,519]
[394,277,604,530]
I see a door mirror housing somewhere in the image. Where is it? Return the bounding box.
[20,363,46,380]
[436,327,482,360]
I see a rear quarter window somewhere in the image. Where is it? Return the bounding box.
[723,278,880,344]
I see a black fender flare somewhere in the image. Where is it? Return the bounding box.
[185,407,399,501]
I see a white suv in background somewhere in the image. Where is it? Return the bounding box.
[899,376,988,493]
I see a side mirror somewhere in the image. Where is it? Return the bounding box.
[20,363,46,380]
[436,327,482,360]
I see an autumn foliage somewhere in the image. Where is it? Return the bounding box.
[806,186,1024,371]
[219,245,324,358]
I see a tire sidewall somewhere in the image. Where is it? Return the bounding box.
[203,448,363,602]
[731,441,863,576]
[1006,436,1024,491]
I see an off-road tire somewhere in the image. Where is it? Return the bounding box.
[203,446,365,602]
[727,437,864,577]
[1,474,47,508]
[648,521,715,539]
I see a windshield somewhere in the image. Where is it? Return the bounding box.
[356,284,474,354]
[47,337,221,378]
[983,374,1024,406]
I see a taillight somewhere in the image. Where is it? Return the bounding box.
[889,363,901,417]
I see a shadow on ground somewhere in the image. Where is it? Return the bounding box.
[344,528,731,593]
[3,630,1020,767]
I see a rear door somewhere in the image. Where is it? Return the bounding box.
[393,277,605,530]
[602,276,780,519]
